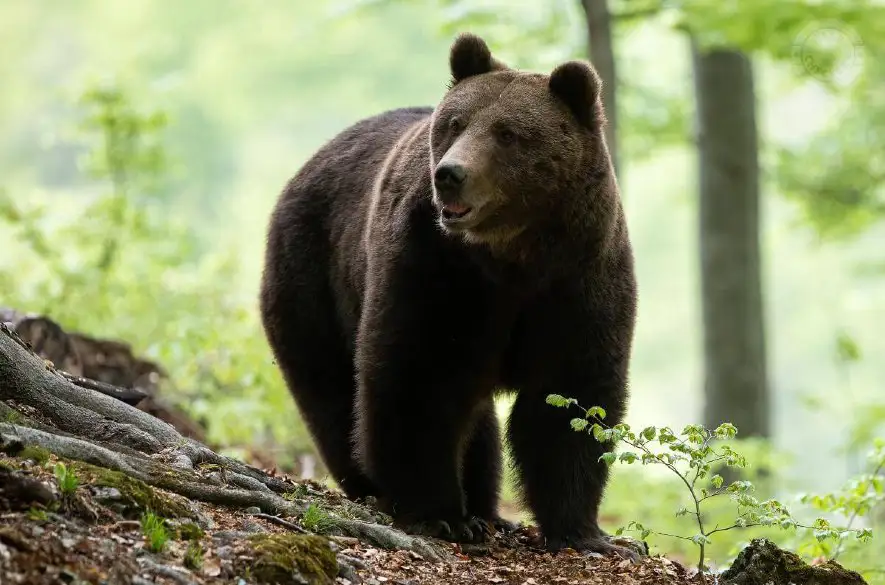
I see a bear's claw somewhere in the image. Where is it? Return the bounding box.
[546,535,648,563]
[400,516,492,544]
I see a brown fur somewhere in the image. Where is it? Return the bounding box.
[259,33,637,557]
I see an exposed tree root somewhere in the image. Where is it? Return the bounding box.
[0,323,449,561]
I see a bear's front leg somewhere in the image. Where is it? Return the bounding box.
[505,278,640,561]
[353,251,510,544]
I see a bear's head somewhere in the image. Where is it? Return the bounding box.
[430,33,613,250]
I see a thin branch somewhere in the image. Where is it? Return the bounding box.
[252,512,310,534]
[699,487,728,503]
[649,530,693,541]
[706,523,762,537]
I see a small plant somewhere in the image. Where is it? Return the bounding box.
[284,483,309,501]
[184,541,204,570]
[300,504,335,533]
[53,462,79,496]
[795,439,884,560]
[140,510,170,553]
[4,410,23,424]
[546,394,874,571]
[175,521,205,542]
[27,507,48,522]
[18,446,50,466]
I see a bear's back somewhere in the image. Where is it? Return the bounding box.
[265,106,434,344]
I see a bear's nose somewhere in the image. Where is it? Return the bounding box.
[433,163,467,192]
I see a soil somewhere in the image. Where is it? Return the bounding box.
[0,452,707,585]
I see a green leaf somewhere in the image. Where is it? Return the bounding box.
[570,418,588,432]
[546,394,576,408]
[658,427,677,444]
[713,423,738,439]
[711,474,724,489]
[586,406,607,420]
[640,426,656,441]
[690,534,711,546]
[835,332,861,363]
[618,452,638,464]
[727,480,754,494]
[599,452,617,466]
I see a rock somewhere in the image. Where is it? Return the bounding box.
[721,538,867,585]
[241,520,265,533]
[216,546,234,560]
[238,533,339,585]
[91,486,124,503]
[213,530,256,543]
[245,506,262,515]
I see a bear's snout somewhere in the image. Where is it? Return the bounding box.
[433,162,475,221]
[433,162,467,195]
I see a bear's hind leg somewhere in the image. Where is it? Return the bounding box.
[260,210,376,501]
[461,400,517,535]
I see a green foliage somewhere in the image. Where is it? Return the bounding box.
[140,510,170,553]
[284,484,310,501]
[0,81,309,454]
[774,69,885,240]
[184,541,204,570]
[3,410,23,424]
[548,395,876,572]
[300,504,335,533]
[175,521,205,542]
[27,507,49,522]
[794,440,884,560]
[18,446,50,466]
[53,462,79,496]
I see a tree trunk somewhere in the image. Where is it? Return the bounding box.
[690,41,770,438]
[580,0,619,177]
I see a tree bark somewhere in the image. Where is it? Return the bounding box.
[690,41,770,438]
[580,0,619,177]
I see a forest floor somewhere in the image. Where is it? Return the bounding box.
[0,451,704,585]
[0,316,869,585]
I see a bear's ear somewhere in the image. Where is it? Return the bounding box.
[449,32,508,86]
[549,60,603,128]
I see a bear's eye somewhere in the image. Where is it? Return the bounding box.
[497,128,517,146]
[450,117,464,135]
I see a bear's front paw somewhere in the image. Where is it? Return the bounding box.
[399,516,492,544]
[545,535,647,563]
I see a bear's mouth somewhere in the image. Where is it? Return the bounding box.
[441,203,473,221]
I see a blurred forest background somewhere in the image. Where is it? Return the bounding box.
[1,0,883,575]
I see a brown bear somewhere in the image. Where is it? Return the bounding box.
[259,33,637,559]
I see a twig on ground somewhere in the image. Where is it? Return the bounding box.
[251,512,310,534]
